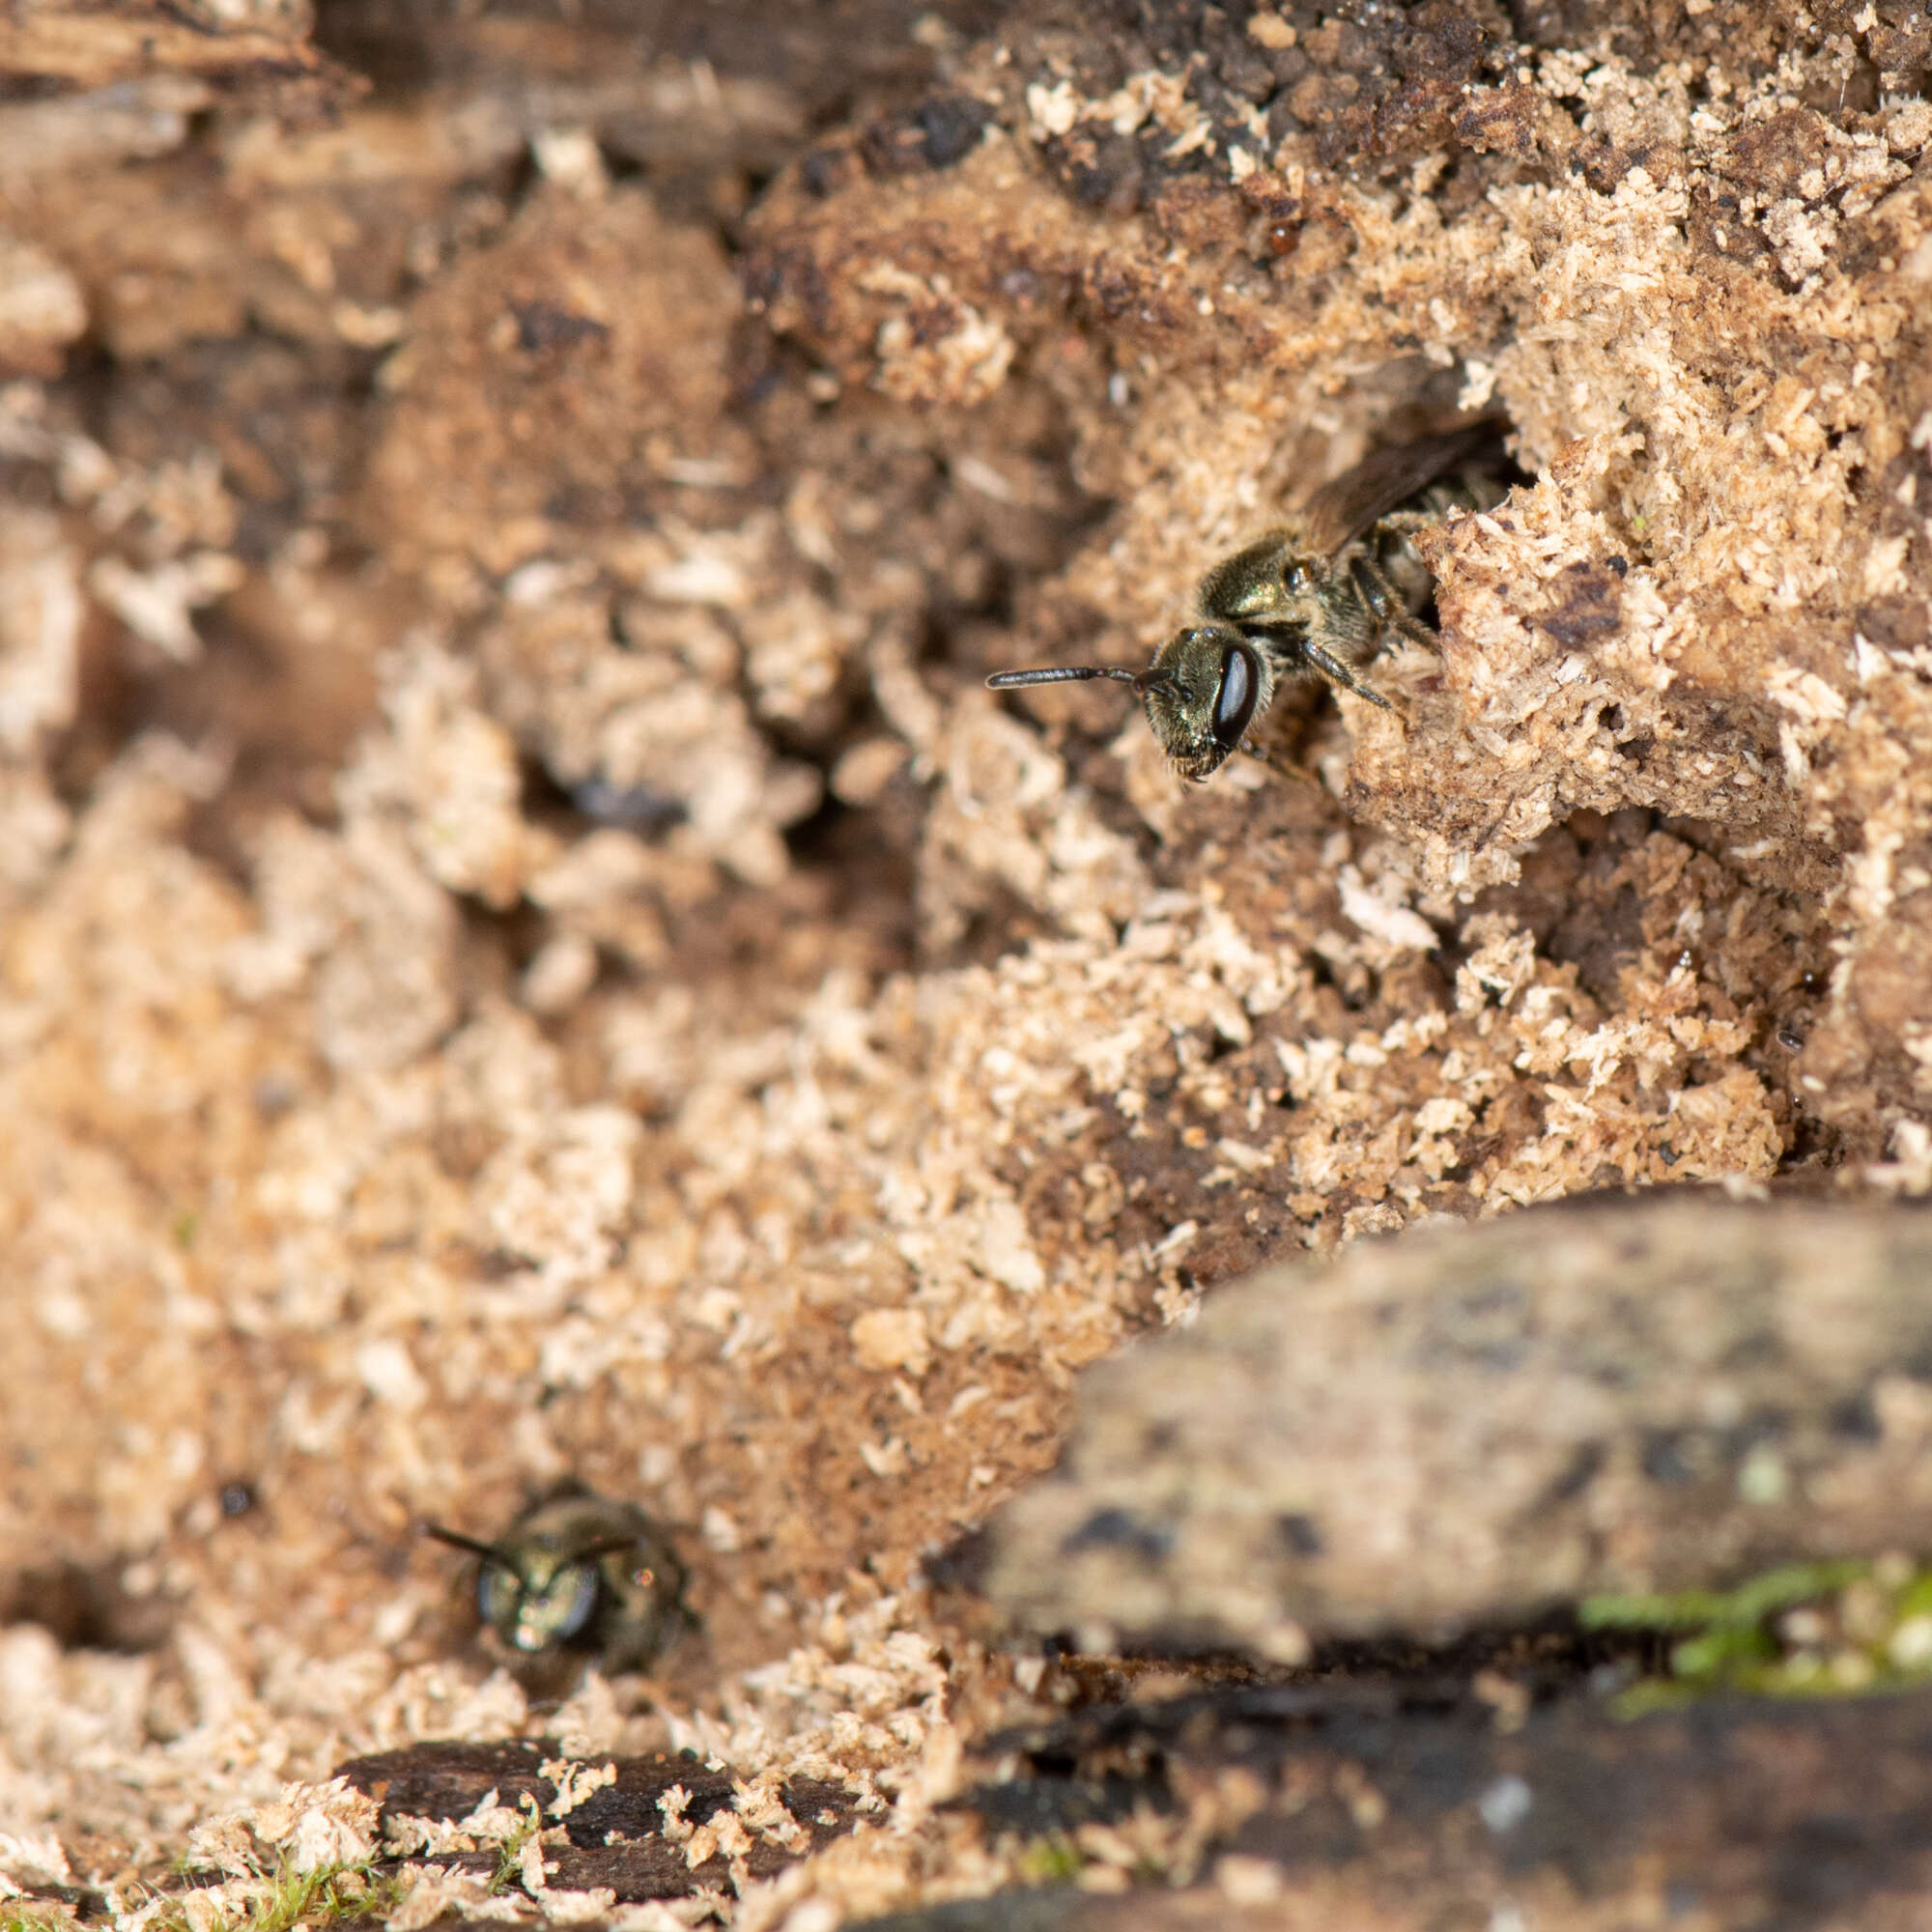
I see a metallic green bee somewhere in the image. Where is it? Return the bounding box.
[425,1487,690,1672]
[988,424,1508,781]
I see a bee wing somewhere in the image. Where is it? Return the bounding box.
[1297,420,1506,559]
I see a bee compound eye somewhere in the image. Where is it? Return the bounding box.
[477,1562,519,1627]
[552,1562,602,1640]
[1212,642,1261,750]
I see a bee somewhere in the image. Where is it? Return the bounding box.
[424,1485,690,1672]
[987,423,1509,781]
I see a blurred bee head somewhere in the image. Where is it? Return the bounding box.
[423,1489,688,1671]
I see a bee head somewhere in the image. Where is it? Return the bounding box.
[479,1548,602,1653]
[985,625,1272,783]
[425,1518,610,1655]
[1141,625,1273,781]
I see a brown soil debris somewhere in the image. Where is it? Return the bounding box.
[874,1677,1932,1932]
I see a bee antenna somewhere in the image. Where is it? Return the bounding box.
[422,1521,520,1571]
[986,666,1142,689]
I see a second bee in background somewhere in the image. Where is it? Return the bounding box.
[425,1484,692,1678]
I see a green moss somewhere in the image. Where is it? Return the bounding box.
[1582,1555,1932,1711]
[1,1908,80,1932]
[137,1857,410,1932]
[486,1796,547,1895]
[252,1861,409,1932]
[1015,1835,1082,1885]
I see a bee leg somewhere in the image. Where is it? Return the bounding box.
[1239,734,1324,785]
[1367,509,1438,538]
[1351,554,1441,654]
[1389,608,1441,651]
[1299,639,1394,711]
[1266,750,1323,784]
